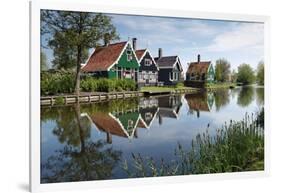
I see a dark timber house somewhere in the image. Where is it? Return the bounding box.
[186,54,215,85]
[133,38,159,86]
[82,41,139,81]
[154,48,183,86]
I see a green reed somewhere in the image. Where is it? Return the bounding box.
[122,108,264,177]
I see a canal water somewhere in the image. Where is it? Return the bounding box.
[40,86,264,183]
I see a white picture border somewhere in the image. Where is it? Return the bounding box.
[30,0,271,192]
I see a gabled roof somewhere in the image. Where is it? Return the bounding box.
[135,49,147,61]
[82,41,130,72]
[136,49,159,70]
[154,56,183,71]
[187,61,211,74]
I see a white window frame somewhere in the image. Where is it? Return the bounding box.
[144,58,152,66]
[126,49,133,61]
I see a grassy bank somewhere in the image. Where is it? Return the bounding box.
[141,83,193,92]
[205,82,236,89]
[122,108,264,177]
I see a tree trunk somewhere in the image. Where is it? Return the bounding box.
[74,101,85,153]
[75,45,82,97]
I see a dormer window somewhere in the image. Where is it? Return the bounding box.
[127,49,133,61]
[144,59,152,66]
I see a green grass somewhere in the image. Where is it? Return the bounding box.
[141,85,192,92]
[206,82,236,89]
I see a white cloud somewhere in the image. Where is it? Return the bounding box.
[205,23,264,52]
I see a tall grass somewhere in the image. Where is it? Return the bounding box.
[122,108,264,177]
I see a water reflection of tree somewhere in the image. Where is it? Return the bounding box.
[214,89,230,111]
[237,86,254,107]
[256,87,264,106]
[41,103,122,183]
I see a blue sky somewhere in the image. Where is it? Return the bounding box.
[42,13,264,72]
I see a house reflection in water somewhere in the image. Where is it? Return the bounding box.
[83,95,183,143]
[90,110,147,143]
[139,97,159,129]
[157,95,182,125]
[185,92,214,118]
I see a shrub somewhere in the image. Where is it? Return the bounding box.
[54,96,65,105]
[81,77,137,92]
[175,82,184,88]
[41,72,137,95]
[41,71,75,95]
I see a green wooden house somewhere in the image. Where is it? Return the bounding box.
[186,54,215,83]
[82,41,140,81]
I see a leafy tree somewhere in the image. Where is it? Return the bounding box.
[256,61,264,85]
[230,70,237,83]
[237,63,255,85]
[41,10,119,95]
[215,58,231,82]
[49,32,89,70]
[40,51,48,71]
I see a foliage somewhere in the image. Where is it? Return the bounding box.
[40,51,48,71]
[122,109,264,176]
[237,63,255,85]
[54,96,64,105]
[41,71,75,95]
[230,70,237,83]
[41,10,119,94]
[215,58,231,82]
[175,82,185,88]
[256,61,264,85]
[205,82,235,89]
[48,32,89,70]
[80,77,137,92]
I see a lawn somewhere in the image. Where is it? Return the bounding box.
[140,86,191,92]
[205,82,236,89]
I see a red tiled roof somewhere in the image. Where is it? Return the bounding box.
[82,41,127,72]
[187,61,211,74]
[135,49,146,60]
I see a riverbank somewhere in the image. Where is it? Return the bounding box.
[41,87,201,106]
[41,84,241,106]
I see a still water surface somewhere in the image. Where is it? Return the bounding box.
[41,86,264,183]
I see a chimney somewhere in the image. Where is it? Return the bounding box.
[132,38,137,51]
[197,54,201,63]
[103,33,110,46]
[158,48,163,58]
